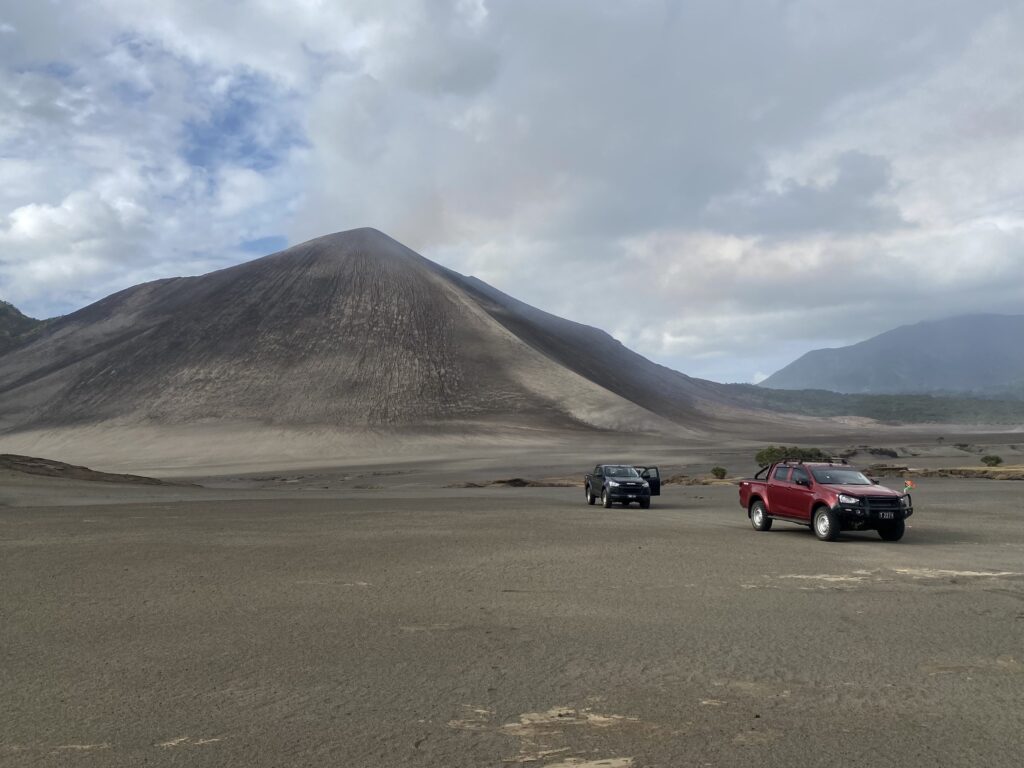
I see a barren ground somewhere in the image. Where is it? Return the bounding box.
[3,447,1023,767]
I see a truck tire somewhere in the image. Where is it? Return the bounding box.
[585,484,595,505]
[602,488,612,508]
[878,520,905,541]
[640,498,650,509]
[813,506,840,542]
[750,499,772,531]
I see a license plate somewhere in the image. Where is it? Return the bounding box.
[879,511,894,520]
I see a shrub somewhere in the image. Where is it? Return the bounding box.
[981,455,1003,467]
[755,446,830,467]
[710,466,728,479]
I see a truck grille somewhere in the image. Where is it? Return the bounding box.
[864,496,901,512]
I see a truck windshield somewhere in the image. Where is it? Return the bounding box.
[605,466,641,478]
[810,468,872,485]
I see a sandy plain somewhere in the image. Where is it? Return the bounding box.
[2,441,1023,768]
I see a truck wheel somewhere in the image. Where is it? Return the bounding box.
[813,507,840,542]
[602,488,612,508]
[878,520,905,541]
[585,485,595,505]
[640,499,650,509]
[750,500,772,531]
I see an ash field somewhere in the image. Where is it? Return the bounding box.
[3,449,1023,768]
[2,231,1023,767]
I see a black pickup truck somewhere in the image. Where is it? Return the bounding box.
[585,464,661,508]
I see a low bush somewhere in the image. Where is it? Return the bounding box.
[981,455,1003,467]
[755,446,830,467]
[710,466,728,479]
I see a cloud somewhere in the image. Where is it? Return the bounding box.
[0,13,306,316]
[181,71,305,172]
[1,0,1023,384]
[215,167,273,217]
[705,150,908,236]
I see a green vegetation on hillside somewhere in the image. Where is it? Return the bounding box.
[0,300,43,354]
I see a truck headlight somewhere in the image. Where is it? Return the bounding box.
[900,495,911,507]
[838,494,859,505]
[642,481,649,487]
[607,480,620,487]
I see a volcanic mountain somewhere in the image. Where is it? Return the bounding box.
[0,228,749,445]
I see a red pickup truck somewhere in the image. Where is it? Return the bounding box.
[738,459,913,541]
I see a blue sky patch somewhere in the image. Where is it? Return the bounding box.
[41,61,75,79]
[181,73,304,173]
[112,79,152,105]
[241,235,288,254]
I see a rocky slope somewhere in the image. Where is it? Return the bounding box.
[0,228,743,436]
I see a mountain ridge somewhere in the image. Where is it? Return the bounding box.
[760,313,1024,397]
[0,228,732,437]
[4,229,1022,468]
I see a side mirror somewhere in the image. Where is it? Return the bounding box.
[871,479,880,485]
[796,478,810,487]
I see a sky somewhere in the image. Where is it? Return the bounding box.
[1,0,1023,384]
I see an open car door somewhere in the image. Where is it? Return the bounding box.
[637,466,661,496]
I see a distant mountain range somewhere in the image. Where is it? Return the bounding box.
[2,231,1022,453]
[760,314,1024,398]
